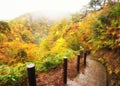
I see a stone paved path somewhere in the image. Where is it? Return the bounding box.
[67,55,107,86]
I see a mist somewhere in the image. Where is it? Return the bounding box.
[0,0,90,20]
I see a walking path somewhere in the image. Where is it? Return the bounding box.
[67,55,107,86]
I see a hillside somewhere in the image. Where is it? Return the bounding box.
[0,1,120,86]
[10,13,54,44]
[37,2,120,85]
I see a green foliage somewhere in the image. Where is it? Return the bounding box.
[39,56,63,72]
[35,49,75,72]
[0,63,27,86]
[109,2,120,18]
[90,2,120,50]
[98,14,110,25]
[111,19,119,27]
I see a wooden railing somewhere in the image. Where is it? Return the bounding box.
[27,50,91,86]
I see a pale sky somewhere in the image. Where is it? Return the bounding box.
[0,0,90,20]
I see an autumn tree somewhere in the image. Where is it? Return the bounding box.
[0,21,11,34]
[89,0,120,11]
[89,0,105,11]
[71,12,88,23]
[0,21,11,44]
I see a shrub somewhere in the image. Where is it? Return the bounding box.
[35,49,75,72]
[90,3,120,50]
[0,63,27,86]
[39,55,63,72]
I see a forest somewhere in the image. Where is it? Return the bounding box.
[0,0,120,86]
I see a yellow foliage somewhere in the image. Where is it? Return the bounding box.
[39,39,51,52]
[2,41,38,63]
[51,38,67,53]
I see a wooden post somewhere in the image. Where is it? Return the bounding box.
[84,51,87,67]
[86,50,91,55]
[77,54,81,73]
[80,51,83,57]
[63,56,67,84]
[88,50,91,55]
[27,63,36,86]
